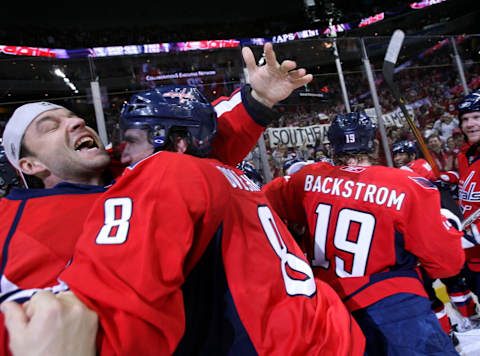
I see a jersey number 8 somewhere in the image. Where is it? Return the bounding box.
[258,205,316,297]
[95,197,133,245]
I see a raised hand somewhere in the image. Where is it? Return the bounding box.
[242,42,313,108]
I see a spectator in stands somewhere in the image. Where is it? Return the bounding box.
[293,136,311,161]
[452,129,466,150]
[426,133,454,172]
[423,122,439,140]
[387,127,403,146]
[433,112,460,143]
[271,145,286,177]
[446,136,457,154]
[445,135,459,172]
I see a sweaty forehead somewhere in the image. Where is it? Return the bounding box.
[23,108,75,143]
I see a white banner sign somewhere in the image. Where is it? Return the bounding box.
[266,124,330,148]
[365,106,416,128]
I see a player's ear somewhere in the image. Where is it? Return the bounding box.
[174,137,188,154]
[18,156,48,176]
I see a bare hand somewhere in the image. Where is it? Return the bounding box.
[242,42,313,108]
[1,291,98,356]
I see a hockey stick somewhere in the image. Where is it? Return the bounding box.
[382,30,441,177]
[461,207,480,231]
[441,207,479,247]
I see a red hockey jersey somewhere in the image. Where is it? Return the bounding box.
[458,145,480,271]
[61,152,365,356]
[0,183,107,356]
[263,162,465,311]
[401,158,437,181]
[401,158,459,184]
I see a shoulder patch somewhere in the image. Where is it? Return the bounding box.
[340,166,366,173]
[408,176,437,190]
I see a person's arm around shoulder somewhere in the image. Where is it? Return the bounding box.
[1,291,98,356]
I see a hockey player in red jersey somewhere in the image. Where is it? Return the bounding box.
[392,140,459,184]
[456,90,480,313]
[392,140,436,179]
[391,140,477,337]
[263,111,465,356]
[0,43,322,356]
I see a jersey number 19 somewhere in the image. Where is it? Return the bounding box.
[312,203,375,277]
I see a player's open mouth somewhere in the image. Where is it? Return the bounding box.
[74,135,99,152]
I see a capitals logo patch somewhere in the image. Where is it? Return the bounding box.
[162,88,196,103]
[408,176,437,190]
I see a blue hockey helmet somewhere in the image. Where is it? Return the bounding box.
[120,85,217,156]
[282,158,301,175]
[456,90,480,122]
[237,161,264,188]
[391,140,417,156]
[327,111,376,155]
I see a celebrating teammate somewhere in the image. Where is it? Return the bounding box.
[456,90,480,311]
[392,140,459,183]
[391,139,478,336]
[263,111,465,355]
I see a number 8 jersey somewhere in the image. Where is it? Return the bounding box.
[263,162,465,311]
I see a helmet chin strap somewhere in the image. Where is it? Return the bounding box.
[466,142,480,164]
[16,169,29,188]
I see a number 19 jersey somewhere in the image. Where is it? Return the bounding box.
[263,162,465,311]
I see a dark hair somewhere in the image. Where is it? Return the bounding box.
[19,140,35,160]
[426,133,441,143]
[333,152,377,166]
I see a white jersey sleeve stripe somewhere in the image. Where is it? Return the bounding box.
[0,274,70,303]
[213,90,242,117]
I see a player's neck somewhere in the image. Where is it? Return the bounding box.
[43,173,105,188]
[346,157,372,167]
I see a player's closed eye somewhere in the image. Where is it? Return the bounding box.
[38,119,59,133]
